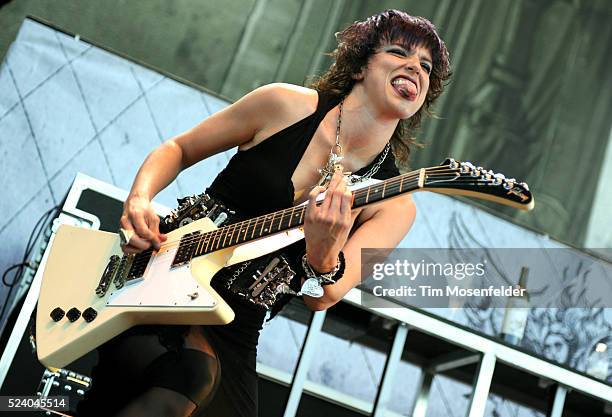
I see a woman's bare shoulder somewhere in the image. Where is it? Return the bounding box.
[258,83,318,114]
[242,83,320,149]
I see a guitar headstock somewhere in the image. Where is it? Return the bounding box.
[422,158,534,210]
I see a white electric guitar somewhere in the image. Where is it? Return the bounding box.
[36,159,534,367]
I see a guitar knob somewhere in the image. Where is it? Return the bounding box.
[82,307,98,323]
[66,308,81,322]
[50,307,65,322]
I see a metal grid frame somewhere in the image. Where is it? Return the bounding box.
[272,289,612,416]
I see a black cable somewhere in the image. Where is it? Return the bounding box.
[1,207,54,287]
[1,262,32,286]
[24,205,58,262]
[0,205,60,326]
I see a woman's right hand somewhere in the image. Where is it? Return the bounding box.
[119,195,167,254]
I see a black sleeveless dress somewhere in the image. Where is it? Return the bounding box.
[201,90,400,416]
[79,90,400,417]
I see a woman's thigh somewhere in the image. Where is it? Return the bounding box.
[78,327,221,417]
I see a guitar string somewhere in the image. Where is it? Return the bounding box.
[125,175,424,270]
[165,166,459,247]
[133,173,424,252]
[123,175,512,266]
[125,168,522,269]
[165,167,511,250]
[125,170,517,270]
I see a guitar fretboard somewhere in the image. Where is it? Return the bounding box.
[170,169,425,267]
[125,159,532,275]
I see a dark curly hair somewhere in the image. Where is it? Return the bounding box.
[310,9,452,166]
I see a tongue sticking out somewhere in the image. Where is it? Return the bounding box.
[393,81,417,100]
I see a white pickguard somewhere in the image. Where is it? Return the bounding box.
[106,177,383,306]
[106,247,216,308]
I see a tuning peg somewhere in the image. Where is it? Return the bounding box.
[460,162,472,173]
[492,173,505,184]
[472,166,485,177]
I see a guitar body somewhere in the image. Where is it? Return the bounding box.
[37,218,235,368]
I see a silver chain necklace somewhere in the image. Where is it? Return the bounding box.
[317,100,391,186]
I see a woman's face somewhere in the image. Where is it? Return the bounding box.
[359,42,432,119]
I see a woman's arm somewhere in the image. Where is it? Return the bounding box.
[120,83,306,253]
[302,181,416,311]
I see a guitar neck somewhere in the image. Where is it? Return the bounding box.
[171,170,423,265]
[169,159,533,268]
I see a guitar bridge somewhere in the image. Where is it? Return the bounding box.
[95,255,120,297]
[112,254,133,289]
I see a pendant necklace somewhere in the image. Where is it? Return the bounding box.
[316,100,391,188]
[300,101,391,298]
[317,100,347,187]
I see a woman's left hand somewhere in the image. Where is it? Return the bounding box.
[304,171,354,272]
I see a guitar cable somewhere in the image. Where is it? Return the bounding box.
[0,204,60,330]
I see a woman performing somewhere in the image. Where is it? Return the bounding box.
[77,9,451,417]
